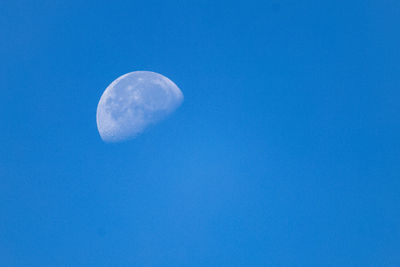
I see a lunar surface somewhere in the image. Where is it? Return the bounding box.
[96,71,183,142]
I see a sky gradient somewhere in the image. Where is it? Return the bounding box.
[1,0,399,266]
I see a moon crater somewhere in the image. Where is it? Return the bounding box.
[96,71,183,142]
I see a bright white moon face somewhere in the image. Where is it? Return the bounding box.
[96,71,183,142]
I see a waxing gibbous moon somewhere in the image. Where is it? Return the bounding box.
[96,71,183,142]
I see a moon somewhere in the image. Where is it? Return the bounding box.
[96,71,183,142]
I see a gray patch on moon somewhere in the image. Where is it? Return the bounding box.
[96,71,183,142]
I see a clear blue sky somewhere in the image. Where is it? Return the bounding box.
[1,1,399,266]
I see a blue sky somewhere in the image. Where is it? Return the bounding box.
[1,0,399,266]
